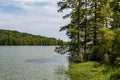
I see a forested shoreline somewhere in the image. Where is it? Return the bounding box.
[56,0,120,79]
[56,0,120,64]
[0,29,64,45]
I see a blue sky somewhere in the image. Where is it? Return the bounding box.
[0,0,70,41]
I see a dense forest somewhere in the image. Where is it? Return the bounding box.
[0,29,64,45]
[56,0,120,65]
[55,0,120,79]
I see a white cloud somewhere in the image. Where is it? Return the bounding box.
[14,0,60,4]
[0,0,70,41]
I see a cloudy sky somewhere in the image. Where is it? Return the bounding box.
[0,0,70,41]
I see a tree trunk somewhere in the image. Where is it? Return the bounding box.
[77,0,83,61]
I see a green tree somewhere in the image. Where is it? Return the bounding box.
[57,0,115,62]
[0,29,62,45]
[96,27,114,62]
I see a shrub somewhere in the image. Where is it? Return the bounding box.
[110,71,120,80]
[114,57,120,66]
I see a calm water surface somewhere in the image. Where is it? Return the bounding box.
[0,46,70,80]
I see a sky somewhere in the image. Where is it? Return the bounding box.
[0,0,70,41]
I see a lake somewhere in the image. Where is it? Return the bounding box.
[0,46,70,80]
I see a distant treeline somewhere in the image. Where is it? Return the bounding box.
[0,29,64,45]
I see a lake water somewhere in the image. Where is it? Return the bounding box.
[0,46,70,80]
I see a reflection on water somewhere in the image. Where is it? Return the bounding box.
[54,65,70,80]
[0,46,70,80]
[25,56,69,64]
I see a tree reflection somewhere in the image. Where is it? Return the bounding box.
[54,65,70,80]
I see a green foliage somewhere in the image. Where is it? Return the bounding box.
[57,0,120,79]
[114,57,120,66]
[104,54,110,64]
[109,28,120,64]
[57,0,120,64]
[67,62,120,80]
[94,27,114,62]
[110,70,120,80]
[0,29,64,45]
[113,28,120,53]
[110,52,120,64]
[73,55,84,63]
[110,0,120,29]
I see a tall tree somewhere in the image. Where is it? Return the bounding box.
[111,0,120,29]
[57,0,118,62]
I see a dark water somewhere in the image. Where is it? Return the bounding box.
[0,46,70,80]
